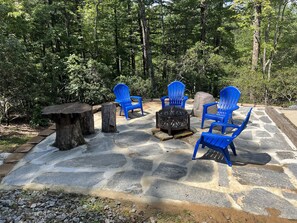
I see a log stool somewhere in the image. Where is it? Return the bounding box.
[101,102,117,133]
[42,102,94,150]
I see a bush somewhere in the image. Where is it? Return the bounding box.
[65,54,114,104]
[269,67,297,105]
[232,67,266,104]
[114,75,152,99]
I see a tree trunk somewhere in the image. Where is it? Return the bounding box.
[200,0,207,44]
[251,2,261,71]
[114,6,121,75]
[138,0,155,96]
[262,1,288,104]
[128,0,136,76]
[214,0,223,53]
[263,21,270,105]
[160,0,168,80]
[94,0,102,58]
[267,1,288,79]
[54,114,85,150]
[101,103,117,133]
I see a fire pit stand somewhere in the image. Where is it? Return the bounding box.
[156,106,190,135]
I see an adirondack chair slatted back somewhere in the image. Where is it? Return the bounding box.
[113,84,132,106]
[217,86,241,116]
[232,108,253,138]
[168,81,185,106]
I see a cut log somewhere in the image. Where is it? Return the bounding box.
[102,102,117,133]
[42,102,93,150]
[54,114,85,150]
[79,109,95,135]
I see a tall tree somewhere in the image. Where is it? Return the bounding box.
[252,0,262,71]
[138,0,155,96]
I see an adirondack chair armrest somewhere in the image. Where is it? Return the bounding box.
[203,102,218,108]
[115,99,122,105]
[160,96,169,101]
[209,122,239,133]
[203,102,218,113]
[131,96,142,102]
[183,96,189,100]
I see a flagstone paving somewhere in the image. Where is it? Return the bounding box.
[1,102,297,219]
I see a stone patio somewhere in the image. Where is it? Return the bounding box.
[1,101,297,219]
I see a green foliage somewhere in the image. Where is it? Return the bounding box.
[232,68,266,104]
[29,104,49,127]
[65,54,113,104]
[177,42,228,97]
[115,75,152,98]
[0,0,296,126]
[269,67,297,104]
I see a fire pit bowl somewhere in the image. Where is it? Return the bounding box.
[156,106,190,135]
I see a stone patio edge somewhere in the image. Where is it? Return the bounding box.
[265,106,297,148]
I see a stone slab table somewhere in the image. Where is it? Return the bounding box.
[42,102,94,150]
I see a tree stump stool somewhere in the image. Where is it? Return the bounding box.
[101,102,117,133]
[42,103,94,150]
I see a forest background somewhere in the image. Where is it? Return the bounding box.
[0,0,296,125]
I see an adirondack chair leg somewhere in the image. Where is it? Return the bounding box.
[124,108,129,119]
[221,116,229,134]
[230,117,234,124]
[201,116,205,129]
[119,107,122,116]
[230,142,237,156]
[221,119,227,134]
[192,138,202,160]
[141,106,144,115]
[222,149,232,167]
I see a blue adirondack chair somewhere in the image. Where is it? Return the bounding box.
[161,81,188,109]
[192,108,253,167]
[201,86,241,133]
[113,83,144,119]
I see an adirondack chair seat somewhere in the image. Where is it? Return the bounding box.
[118,100,142,111]
[193,108,253,167]
[201,132,234,146]
[201,86,241,133]
[161,81,188,109]
[113,84,144,120]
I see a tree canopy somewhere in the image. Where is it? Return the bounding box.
[0,0,296,124]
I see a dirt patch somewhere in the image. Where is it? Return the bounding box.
[281,110,297,128]
[92,190,297,223]
[137,201,297,223]
[0,123,44,152]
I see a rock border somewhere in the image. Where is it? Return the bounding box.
[0,126,55,181]
[265,106,297,148]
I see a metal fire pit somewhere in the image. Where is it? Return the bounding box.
[156,106,190,135]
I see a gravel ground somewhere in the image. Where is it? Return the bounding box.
[0,189,155,223]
